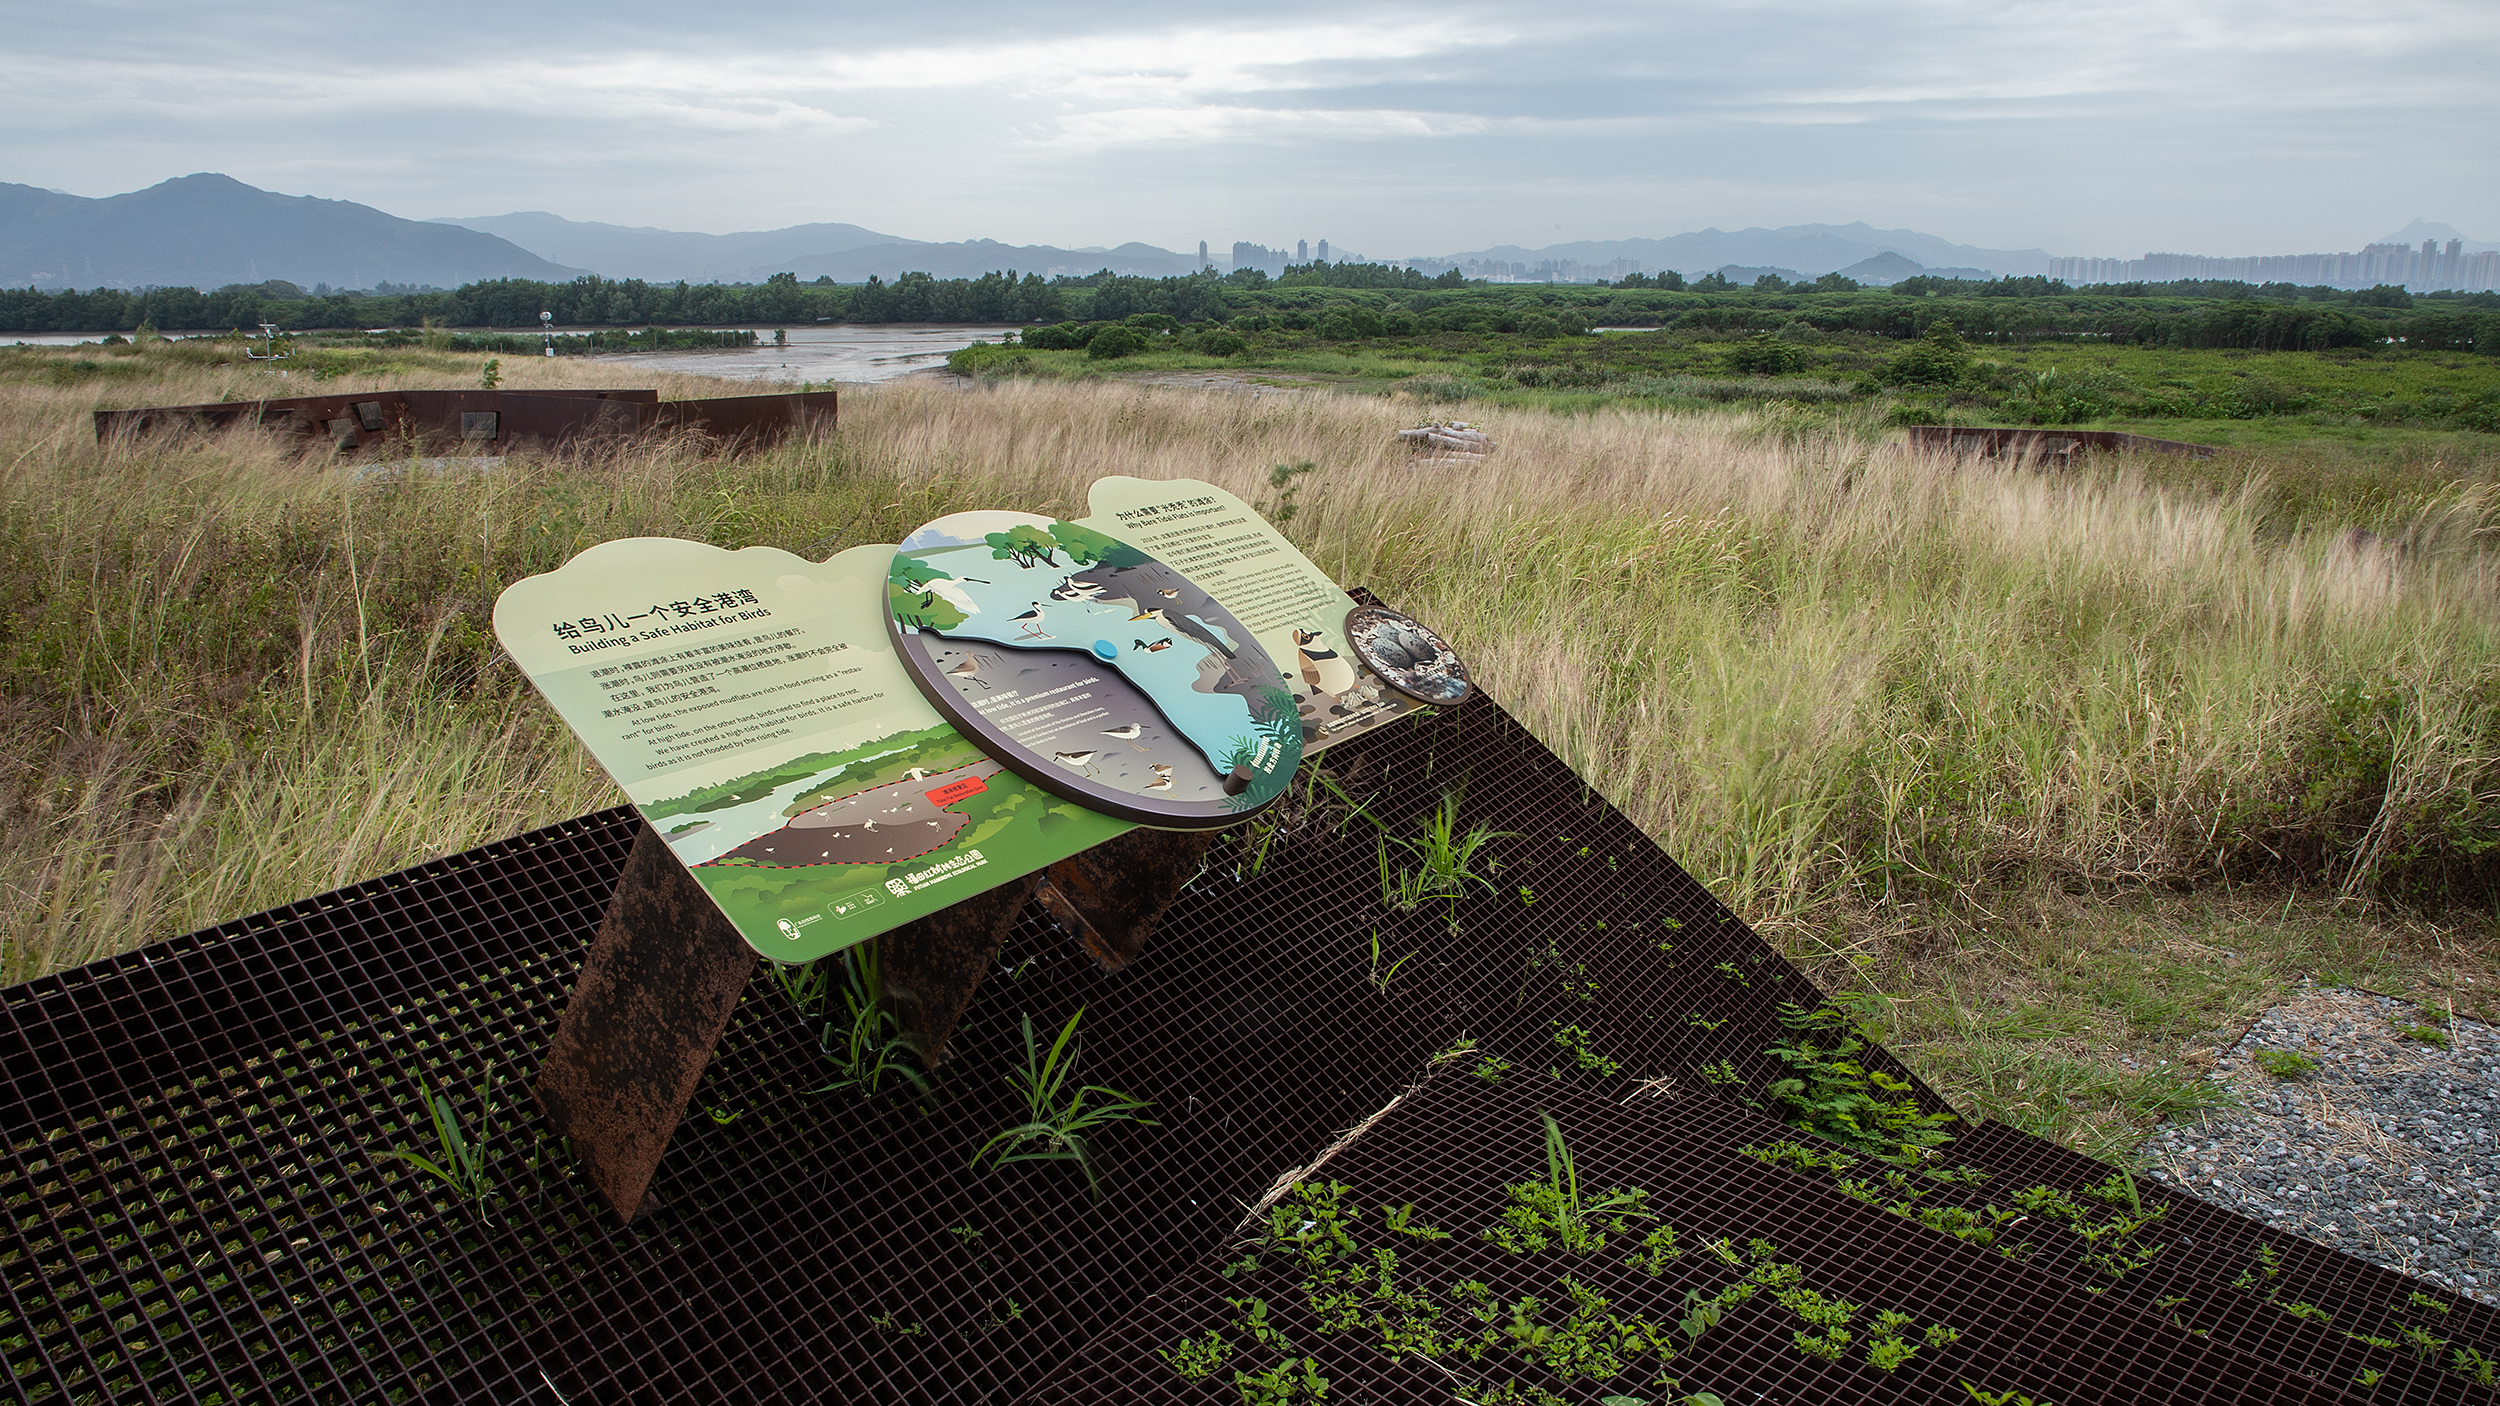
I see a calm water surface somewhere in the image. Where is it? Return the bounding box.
[9,325,1015,385]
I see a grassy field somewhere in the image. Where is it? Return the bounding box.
[4,343,2497,1162]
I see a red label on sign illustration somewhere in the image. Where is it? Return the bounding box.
[925,776,988,807]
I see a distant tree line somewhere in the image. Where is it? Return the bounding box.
[5,262,2493,354]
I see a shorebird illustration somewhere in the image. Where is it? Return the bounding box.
[1051,575,1108,601]
[1144,763,1176,792]
[1010,603,1052,639]
[1157,588,1180,598]
[903,766,932,781]
[1052,749,1101,776]
[944,655,989,689]
[1102,721,1151,751]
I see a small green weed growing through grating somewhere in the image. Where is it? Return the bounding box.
[368,1071,499,1219]
[970,1008,1155,1197]
[1962,1386,2056,1406]
[1183,1121,1981,1405]
[1368,928,1416,994]
[1367,791,1514,932]
[1550,1023,1622,1077]
[1761,1003,1957,1164]
[1482,1112,1654,1254]
[807,942,933,1101]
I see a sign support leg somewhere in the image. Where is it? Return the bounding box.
[535,823,757,1226]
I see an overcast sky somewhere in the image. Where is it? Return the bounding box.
[6,1,2494,257]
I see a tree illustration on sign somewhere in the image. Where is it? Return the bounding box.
[985,525,1061,569]
[888,560,966,630]
[1048,521,1148,570]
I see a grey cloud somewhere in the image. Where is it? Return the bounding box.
[2,1,2491,260]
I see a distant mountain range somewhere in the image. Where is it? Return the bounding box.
[1410,223,2053,281]
[5,174,2485,293]
[0,174,581,290]
[428,213,1208,284]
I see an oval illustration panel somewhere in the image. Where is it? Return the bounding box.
[886,510,1302,827]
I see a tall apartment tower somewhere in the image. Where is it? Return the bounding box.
[1296,239,1308,262]
[1317,239,1329,263]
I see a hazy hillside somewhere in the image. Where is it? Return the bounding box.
[429,211,914,283]
[0,175,580,290]
[778,238,1200,282]
[436,211,1203,284]
[1423,222,2053,279]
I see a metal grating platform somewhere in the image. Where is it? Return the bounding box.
[4,690,2491,1404]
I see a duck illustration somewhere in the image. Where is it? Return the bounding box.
[944,655,989,689]
[1132,636,1173,652]
[1010,603,1053,639]
[1052,749,1101,776]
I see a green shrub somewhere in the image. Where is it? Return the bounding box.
[1883,321,1971,387]
[1724,335,1807,376]
[1086,326,1150,360]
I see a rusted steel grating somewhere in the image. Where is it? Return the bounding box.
[90,387,837,453]
[3,605,2485,1403]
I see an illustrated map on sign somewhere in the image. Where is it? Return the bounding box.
[887,510,1303,826]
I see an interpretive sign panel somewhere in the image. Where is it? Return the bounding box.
[492,538,1129,961]
[886,510,1303,827]
[491,478,1465,956]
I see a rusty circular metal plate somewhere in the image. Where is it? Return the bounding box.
[1343,605,1472,707]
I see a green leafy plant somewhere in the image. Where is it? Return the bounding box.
[2396,1020,2451,1048]
[1485,1112,1655,1254]
[1761,1004,1957,1163]
[1550,1023,1622,1077]
[2253,1048,2318,1079]
[1162,1331,1233,1382]
[370,1073,497,1217]
[971,1008,1156,1196]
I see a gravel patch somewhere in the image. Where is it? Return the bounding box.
[2140,985,2500,1306]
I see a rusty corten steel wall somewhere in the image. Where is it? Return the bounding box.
[1908,424,2220,458]
[3,607,2489,1404]
[89,387,836,453]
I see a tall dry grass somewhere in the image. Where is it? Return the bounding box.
[5,357,2498,1000]
[840,379,2500,944]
